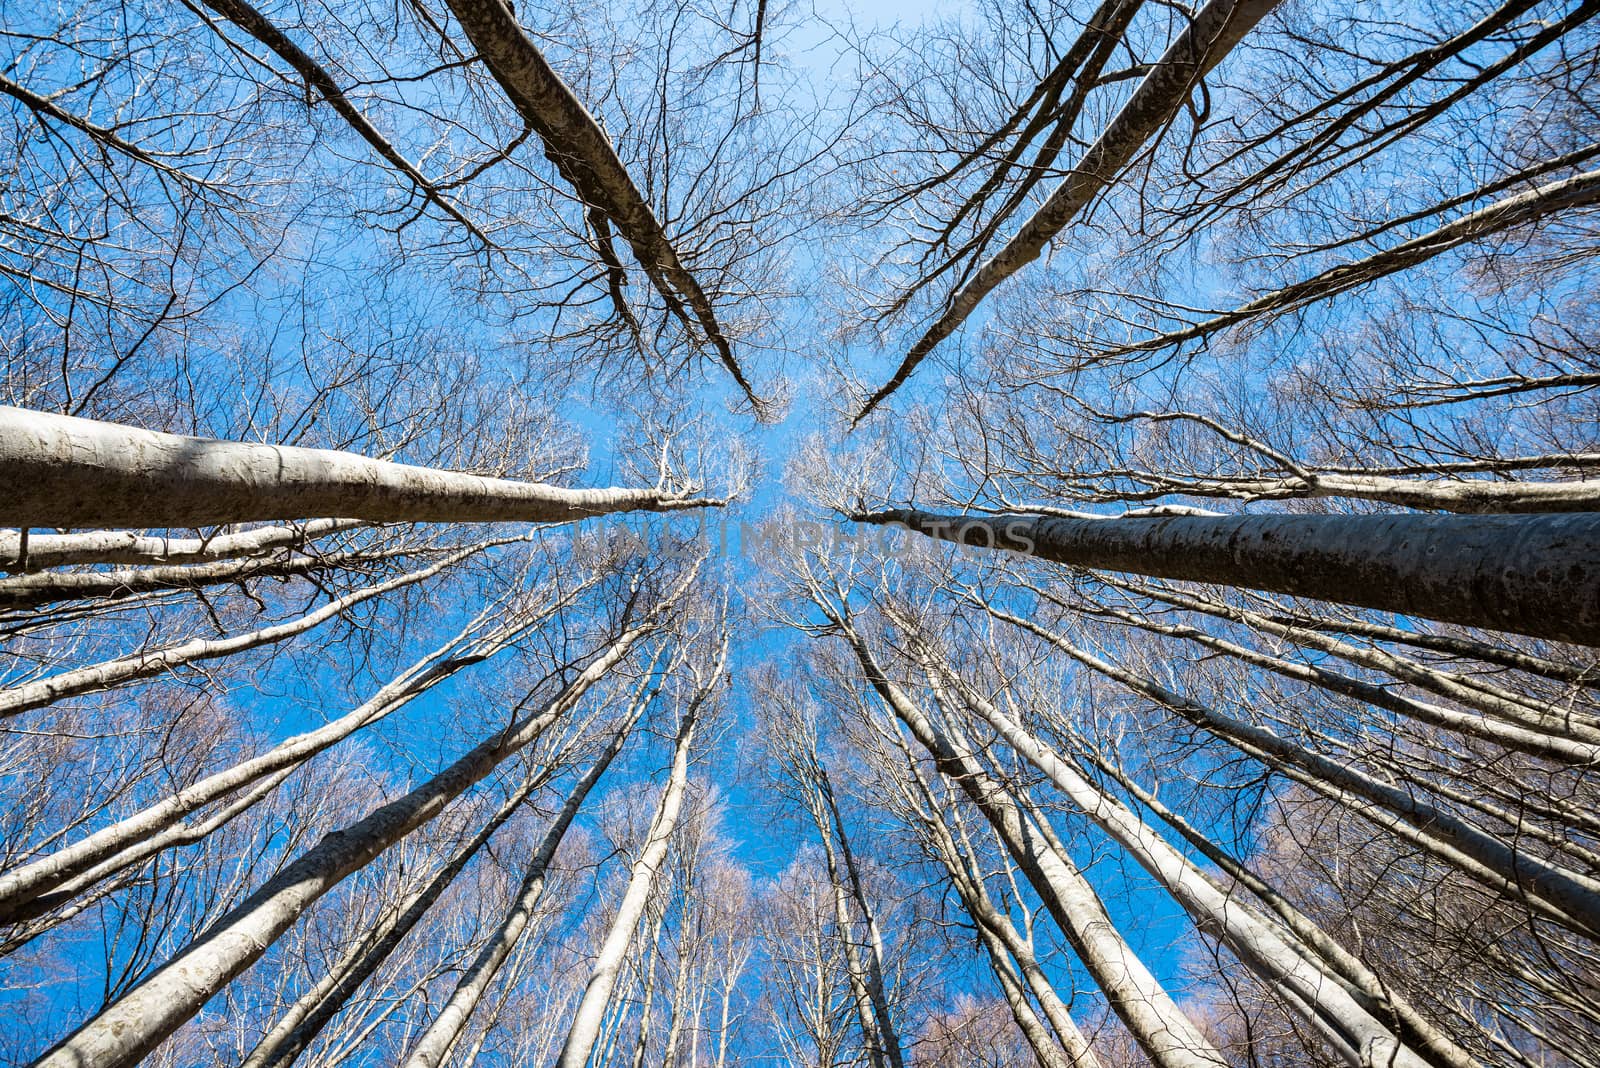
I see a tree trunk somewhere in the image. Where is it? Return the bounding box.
[400,689,649,1068]
[552,636,725,1068]
[992,607,1600,938]
[908,634,1458,1068]
[825,610,1227,1068]
[1,519,366,571]
[855,508,1600,646]
[438,0,760,408]
[0,601,553,921]
[0,406,717,528]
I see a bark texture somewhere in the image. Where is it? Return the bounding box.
[854,508,1600,646]
[0,407,716,528]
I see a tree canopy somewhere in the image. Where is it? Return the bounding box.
[3,0,1599,1065]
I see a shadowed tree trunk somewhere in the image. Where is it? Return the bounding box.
[853,508,1600,646]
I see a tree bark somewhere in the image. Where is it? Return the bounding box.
[0,580,588,924]
[990,607,1600,939]
[1,519,366,571]
[400,687,650,1068]
[907,634,1458,1068]
[0,406,717,528]
[552,636,724,1068]
[0,539,512,718]
[854,508,1600,646]
[822,607,1227,1068]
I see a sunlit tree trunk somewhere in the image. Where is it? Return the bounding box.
[0,406,717,528]
[31,610,664,1068]
[553,635,726,1068]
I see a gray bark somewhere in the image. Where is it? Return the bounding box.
[854,508,1600,647]
[0,539,508,718]
[0,544,424,611]
[0,519,366,571]
[399,689,649,1068]
[0,406,717,528]
[239,766,551,1068]
[897,752,1102,1068]
[0,582,583,923]
[552,637,724,1068]
[992,607,1600,939]
[824,610,1227,1068]
[1090,167,1600,361]
[911,641,1454,1068]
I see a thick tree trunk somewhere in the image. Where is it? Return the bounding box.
[240,768,546,1068]
[0,407,716,528]
[30,618,656,1068]
[855,508,1600,646]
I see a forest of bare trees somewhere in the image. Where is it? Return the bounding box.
[1,0,1597,1064]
